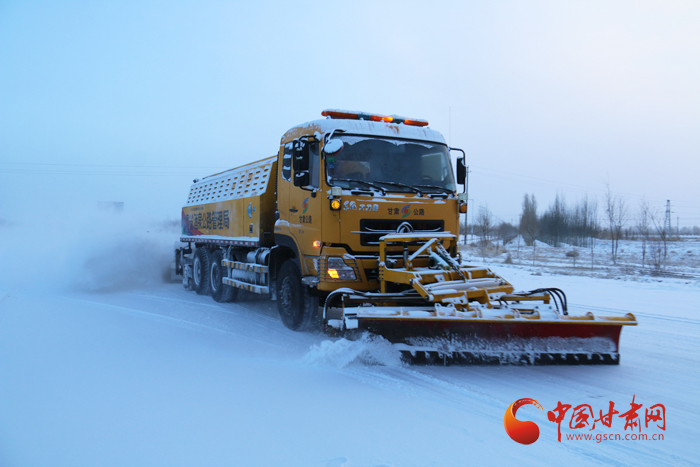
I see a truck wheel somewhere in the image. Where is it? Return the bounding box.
[193,248,211,295]
[210,250,237,303]
[277,261,318,331]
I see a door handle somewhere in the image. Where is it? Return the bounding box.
[289,208,298,213]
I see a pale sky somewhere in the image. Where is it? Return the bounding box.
[1,1,698,227]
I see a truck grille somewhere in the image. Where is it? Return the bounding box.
[356,219,444,246]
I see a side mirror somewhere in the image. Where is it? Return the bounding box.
[457,157,466,185]
[293,142,309,172]
[294,171,310,187]
[324,139,344,156]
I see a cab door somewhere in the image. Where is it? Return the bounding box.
[276,137,322,274]
[275,142,292,242]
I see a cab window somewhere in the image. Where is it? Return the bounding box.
[306,142,319,188]
[282,143,292,181]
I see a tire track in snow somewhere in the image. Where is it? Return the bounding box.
[343,364,513,419]
[124,288,309,345]
[57,295,291,351]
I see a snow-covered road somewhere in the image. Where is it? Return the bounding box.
[0,266,698,466]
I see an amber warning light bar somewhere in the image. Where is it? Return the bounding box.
[321,109,429,127]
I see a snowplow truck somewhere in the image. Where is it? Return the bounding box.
[175,109,636,364]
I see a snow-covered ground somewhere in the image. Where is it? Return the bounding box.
[1,215,698,466]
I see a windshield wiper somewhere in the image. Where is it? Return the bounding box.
[331,178,386,195]
[374,180,422,196]
[414,184,454,195]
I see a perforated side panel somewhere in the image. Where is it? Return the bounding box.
[185,157,275,206]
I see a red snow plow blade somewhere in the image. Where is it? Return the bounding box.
[344,309,635,364]
[323,234,637,365]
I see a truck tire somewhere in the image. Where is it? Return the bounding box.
[193,248,211,295]
[277,260,318,331]
[210,250,237,303]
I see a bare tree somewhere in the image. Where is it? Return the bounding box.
[519,194,540,245]
[585,197,600,270]
[516,214,523,261]
[566,250,580,267]
[604,183,628,265]
[572,195,599,248]
[476,205,494,258]
[540,193,567,247]
[648,206,668,271]
[519,194,541,265]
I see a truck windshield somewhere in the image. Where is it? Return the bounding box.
[325,135,456,194]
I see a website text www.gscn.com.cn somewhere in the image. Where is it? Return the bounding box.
[566,432,665,443]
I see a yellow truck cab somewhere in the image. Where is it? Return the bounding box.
[276,112,463,284]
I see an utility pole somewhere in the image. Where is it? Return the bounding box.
[466,165,470,198]
[462,167,470,245]
[664,200,672,235]
[469,198,475,243]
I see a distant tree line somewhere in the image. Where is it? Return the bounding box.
[465,189,699,270]
[512,193,600,249]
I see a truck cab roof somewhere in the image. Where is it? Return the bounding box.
[280,116,447,146]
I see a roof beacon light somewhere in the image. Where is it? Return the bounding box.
[321,109,359,120]
[369,114,394,123]
[403,118,429,127]
[321,109,427,127]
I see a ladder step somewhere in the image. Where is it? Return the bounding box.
[222,259,269,274]
[223,277,269,294]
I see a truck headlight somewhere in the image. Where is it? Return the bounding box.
[325,256,357,281]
